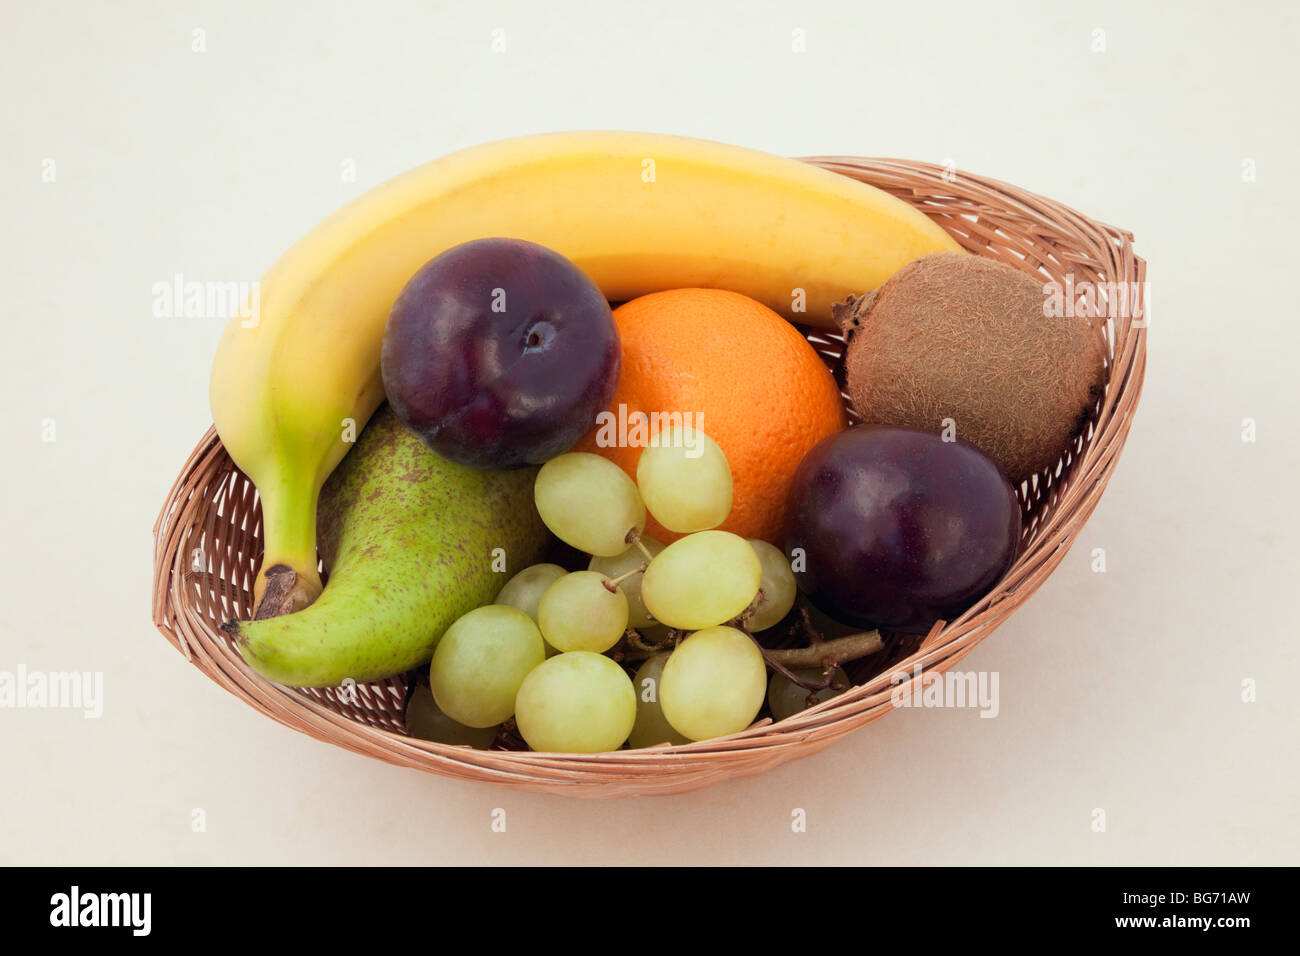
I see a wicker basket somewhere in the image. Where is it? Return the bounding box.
[150,157,1146,798]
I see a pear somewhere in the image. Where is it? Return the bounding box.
[225,407,549,687]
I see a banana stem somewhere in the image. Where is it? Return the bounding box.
[252,478,323,619]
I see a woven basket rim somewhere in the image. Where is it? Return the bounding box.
[150,156,1147,797]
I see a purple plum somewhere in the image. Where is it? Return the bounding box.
[785,425,1021,632]
[381,238,619,468]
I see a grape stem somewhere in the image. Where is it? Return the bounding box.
[623,626,673,655]
[624,527,657,564]
[739,588,765,626]
[760,630,883,670]
[732,602,884,687]
[614,627,688,662]
[618,621,883,677]
[798,607,824,645]
[601,564,646,592]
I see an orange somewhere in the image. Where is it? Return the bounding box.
[576,289,847,544]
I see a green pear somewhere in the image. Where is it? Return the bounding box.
[226,407,549,687]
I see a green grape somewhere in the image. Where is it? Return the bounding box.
[588,537,663,628]
[405,682,500,748]
[641,530,761,630]
[428,605,545,727]
[534,453,646,556]
[767,666,851,722]
[514,652,637,753]
[495,563,567,656]
[628,653,690,749]
[537,571,629,653]
[746,539,798,632]
[494,563,566,622]
[659,626,766,741]
[636,426,733,532]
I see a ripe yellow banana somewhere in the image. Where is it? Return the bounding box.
[210,131,961,616]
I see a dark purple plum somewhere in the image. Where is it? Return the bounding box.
[784,425,1021,632]
[381,238,619,468]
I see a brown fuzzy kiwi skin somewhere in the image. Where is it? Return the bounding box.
[838,252,1107,484]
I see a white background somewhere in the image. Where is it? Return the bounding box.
[2,0,1297,864]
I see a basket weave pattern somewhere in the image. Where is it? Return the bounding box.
[151,158,1146,797]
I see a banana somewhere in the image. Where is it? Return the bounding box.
[210,131,961,616]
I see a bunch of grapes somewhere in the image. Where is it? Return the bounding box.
[416,426,805,753]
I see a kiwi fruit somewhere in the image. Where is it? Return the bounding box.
[837,252,1106,483]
